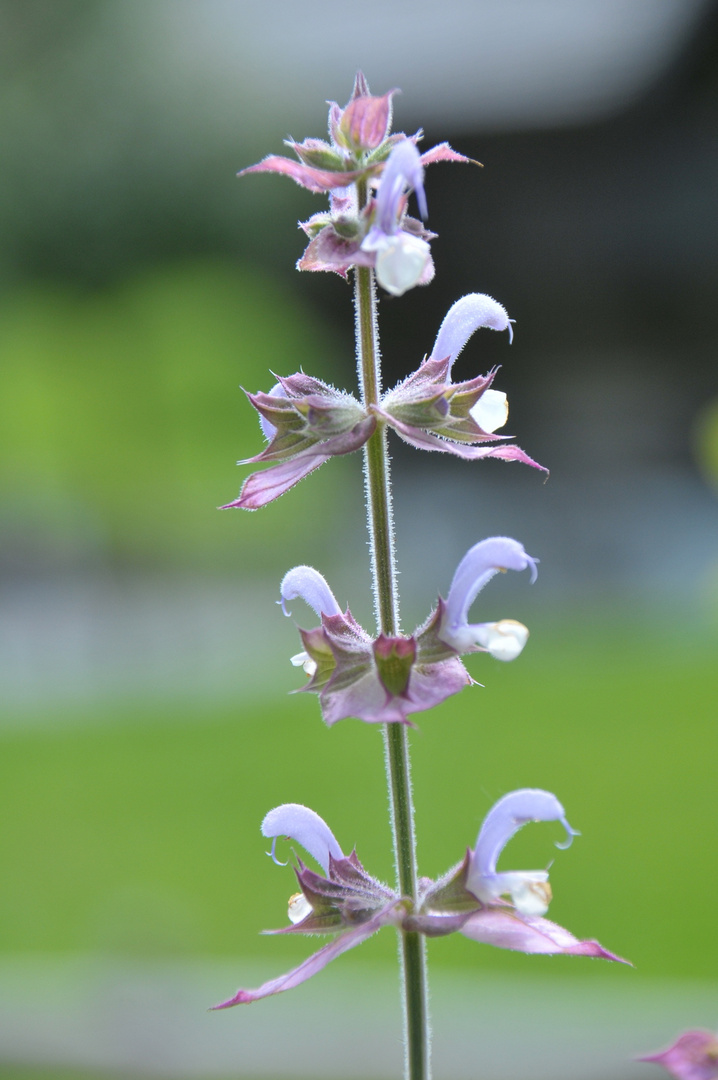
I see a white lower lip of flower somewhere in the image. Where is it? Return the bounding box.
[287,891,313,924]
[290,651,317,677]
[470,389,509,433]
[477,619,529,661]
[508,875,552,918]
[374,234,430,297]
[476,870,551,917]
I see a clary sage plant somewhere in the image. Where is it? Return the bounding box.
[215,73,626,1080]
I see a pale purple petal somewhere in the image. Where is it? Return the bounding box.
[340,89,397,151]
[638,1031,718,1080]
[465,789,581,917]
[224,417,376,510]
[212,906,397,1008]
[461,908,629,961]
[384,416,547,471]
[417,250,436,286]
[280,567,342,620]
[420,143,475,167]
[471,789,575,880]
[431,294,513,375]
[238,156,362,194]
[374,139,427,235]
[321,668,404,726]
[258,383,287,442]
[261,803,344,873]
[323,658,470,726]
[407,659,472,713]
[221,454,328,510]
[443,538,538,647]
[298,225,374,276]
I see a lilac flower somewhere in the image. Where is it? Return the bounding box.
[280,537,535,726]
[238,71,474,289]
[413,789,618,960]
[415,537,536,667]
[359,139,433,296]
[378,294,546,471]
[213,793,626,1009]
[212,803,402,1007]
[280,566,469,725]
[464,789,579,917]
[639,1032,718,1080]
[438,536,537,658]
[368,137,428,235]
[297,135,457,289]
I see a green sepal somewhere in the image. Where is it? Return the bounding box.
[414,600,456,664]
[289,140,347,172]
[419,852,480,915]
[300,626,337,691]
[384,392,453,430]
[332,215,361,240]
[292,394,366,436]
[373,635,416,697]
[364,133,409,167]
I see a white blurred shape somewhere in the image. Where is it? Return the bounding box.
[165,0,710,132]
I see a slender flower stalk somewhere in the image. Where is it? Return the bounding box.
[220,73,626,1080]
[354,246,430,1077]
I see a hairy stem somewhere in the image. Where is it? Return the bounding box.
[354,262,430,1080]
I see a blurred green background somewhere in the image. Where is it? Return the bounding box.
[1,2,718,1079]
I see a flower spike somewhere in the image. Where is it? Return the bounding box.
[360,140,431,295]
[239,73,473,291]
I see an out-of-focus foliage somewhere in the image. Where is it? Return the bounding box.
[0,260,353,572]
[695,397,718,491]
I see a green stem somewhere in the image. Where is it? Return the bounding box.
[354,262,430,1080]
